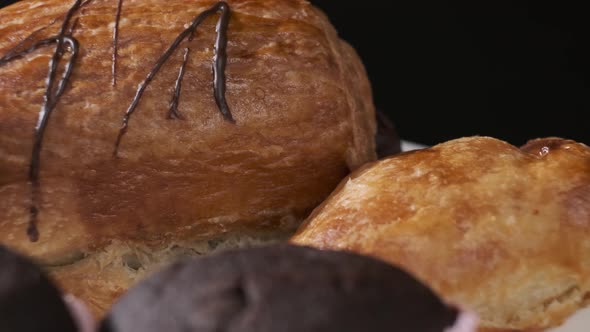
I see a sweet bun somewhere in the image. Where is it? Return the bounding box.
[292,136,590,331]
[100,244,460,332]
[0,0,376,315]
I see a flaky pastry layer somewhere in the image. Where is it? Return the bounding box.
[292,137,590,331]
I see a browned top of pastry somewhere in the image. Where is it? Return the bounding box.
[0,0,375,263]
[292,136,590,331]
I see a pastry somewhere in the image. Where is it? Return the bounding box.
[100,244,469,332]
[292,136,590,331]
[0,0,376,315]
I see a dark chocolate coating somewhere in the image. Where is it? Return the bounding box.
[0,246,77,332]
[376,110,402,158]
[100,245,457,332]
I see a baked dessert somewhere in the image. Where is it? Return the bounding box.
[0,0,376,316]
[0,245,93,332]
[100,244,471,332]
[292,136,590,331]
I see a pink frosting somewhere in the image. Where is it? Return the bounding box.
[445,310,479,332]
[63,294,96,332]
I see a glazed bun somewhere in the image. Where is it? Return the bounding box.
[292,136,590,331]
[100,244,460,332]
[0,0,376,315]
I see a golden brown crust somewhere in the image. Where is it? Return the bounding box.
[291,136,590,331]
[0,0,376,315]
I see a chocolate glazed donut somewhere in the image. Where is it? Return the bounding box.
[0,245,77,332]
[100,245,460,332]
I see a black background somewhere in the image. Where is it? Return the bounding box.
[310,1,589,146]
[2,0,588,146]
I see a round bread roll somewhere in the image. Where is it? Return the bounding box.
[100,244,461,332]
[1,245,77,332]
[0,0,376,315]
[292,136,590,331]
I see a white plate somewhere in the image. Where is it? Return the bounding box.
[551,308,590,332]
[400,140,589,332]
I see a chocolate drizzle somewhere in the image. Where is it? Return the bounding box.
[0,0,235,241]
[212,2,232,121]
[168,48,190,119]
[112,0,123,86]
[1,0,83,241]
[113,1,234,156]
[0,21,59,63]
[28,1,82,242]
[0,38,59,65]
[68,17,80,35]
[28,36,79,242]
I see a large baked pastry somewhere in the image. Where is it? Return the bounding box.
[100,244,472,332]
[292,136,590,331]
[0,0,376,316]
